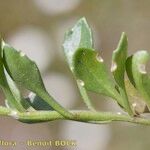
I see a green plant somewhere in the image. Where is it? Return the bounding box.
[1,17,150,125]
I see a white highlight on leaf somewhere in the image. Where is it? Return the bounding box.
[9,111,19,119]
[28,92,34,99]
[19,51,25,57]
[28,92,36,103]
[117,112,121,115]
[70,66,74,71]
[96,54,104,63]
[138,64,147,74]
[111,61,117,72]
[77,79,85,86]
[1,40,5,48]
[132,102,137,108]
[5,100,10,108]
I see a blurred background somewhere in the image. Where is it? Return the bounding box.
[0,0,150,150]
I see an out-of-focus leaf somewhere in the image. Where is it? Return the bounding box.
[27,92,53,110]
[73,48,124,106]
[125,79,148,114]
[3,45,73,118]
[63,17,95,111]
[131,50,150,108]
[111,33,133,115]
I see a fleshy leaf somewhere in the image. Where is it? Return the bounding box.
[63,17,95,111]
[3,44,73,118]
[73,48,124,106]
[26,92,53,110]
[131,50,150,108]
[111,33,133,115]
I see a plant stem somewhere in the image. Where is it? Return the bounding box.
[1,106,150,125]
[0,106,11,115]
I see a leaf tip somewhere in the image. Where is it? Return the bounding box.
[77,17,91,30]
[78,17,87,23]
[121,32,127,40]
[114,32,128,54]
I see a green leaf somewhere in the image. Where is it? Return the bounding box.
[131,50,150,108]
[112,32,127,87]
[63,17,95,111]
[0,39,8,86]
[111,33,133,115]
[26,92,53,110]
[3,45,45,93]
[125,79,148,114]
[5,70,34,111]
[3,44,73,118]
[63,17,93,70]
[73,48,124,106]
[126,55,136,87]
[0,40,25,111]
[20,92,54,124]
